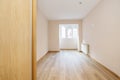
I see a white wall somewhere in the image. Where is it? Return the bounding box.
[83,0,120,76]
[37,8,48,61]
[48,20,82,51]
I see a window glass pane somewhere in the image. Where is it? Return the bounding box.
[73,29,77,38]
[61,27,66,38]
[67,28,72,38]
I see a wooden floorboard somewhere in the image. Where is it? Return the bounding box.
[37,50,120,80]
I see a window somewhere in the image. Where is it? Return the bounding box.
[60,25,78,39]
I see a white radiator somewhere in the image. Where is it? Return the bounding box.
[81,43,89,54]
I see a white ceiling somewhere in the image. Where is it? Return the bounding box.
[38,0,101,20]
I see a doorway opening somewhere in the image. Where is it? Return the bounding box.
[59,24,79,51]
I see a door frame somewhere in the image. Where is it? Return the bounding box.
[32,0,37,80]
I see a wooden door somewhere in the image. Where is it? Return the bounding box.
[0,0,32,80]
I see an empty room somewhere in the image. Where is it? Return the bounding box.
[0,0,120,80]
[36,0,120,80]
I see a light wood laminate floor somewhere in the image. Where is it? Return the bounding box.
[37,50,120,80]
